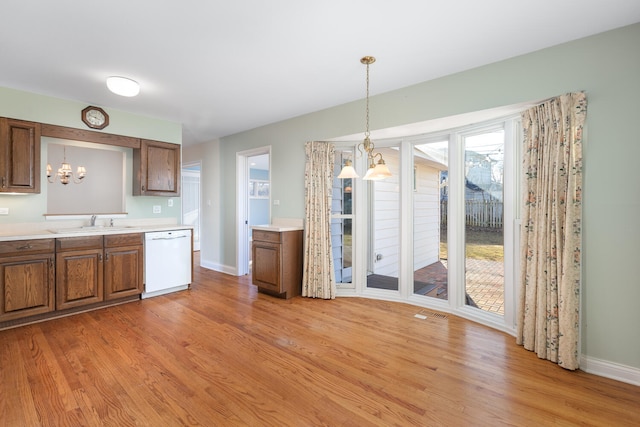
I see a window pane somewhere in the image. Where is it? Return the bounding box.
[333,150,354,285]
[331,217,352,282]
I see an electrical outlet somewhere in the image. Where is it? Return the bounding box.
[153,205,161,214]
[273,200,280,205]
[0,207,8,215]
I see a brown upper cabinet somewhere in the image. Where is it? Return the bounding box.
[0,118,41,193]
[133,139,181,197]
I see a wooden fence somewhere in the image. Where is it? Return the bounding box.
[440,200,503,229]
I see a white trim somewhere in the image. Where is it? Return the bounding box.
[200,259,238,276]
[580,355,640,387]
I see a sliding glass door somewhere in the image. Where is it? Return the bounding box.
[412,139,449,300]
[366,145,400,292]
[463,130,505,315]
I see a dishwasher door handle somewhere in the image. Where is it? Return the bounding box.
[149,235,189,241]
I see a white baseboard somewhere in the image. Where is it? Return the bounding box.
[580,355,640,386]
[199,259,238,276]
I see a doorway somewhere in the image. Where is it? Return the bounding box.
[236,147,271,276]
[182,161,201,251]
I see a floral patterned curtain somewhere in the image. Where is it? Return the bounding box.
[517,92,587,370]
[302,141,336,299]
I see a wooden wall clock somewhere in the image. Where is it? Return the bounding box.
[81,106,109,130]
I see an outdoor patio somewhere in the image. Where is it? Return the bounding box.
[413,259,504,315]
[366,258,504,315]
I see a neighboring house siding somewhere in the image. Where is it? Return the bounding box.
[372,148,400,277]
[413,161,440,271]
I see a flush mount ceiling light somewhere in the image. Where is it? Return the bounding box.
[106,76,140,97]
[47,146,86,185]
[337,56,391,181]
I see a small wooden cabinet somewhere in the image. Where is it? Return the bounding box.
[252,229,303,299]
[133,139,181,196]
[104,233,143,300]
[56,236,104,310]
[0,118,41,194]
[0,239,55,321]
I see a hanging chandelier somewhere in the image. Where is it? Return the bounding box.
[337,56,391,181]
[47,146,86,185]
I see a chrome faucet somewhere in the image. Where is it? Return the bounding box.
[90,215,97,226]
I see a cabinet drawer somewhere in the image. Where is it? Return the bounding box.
[56,235,103,252]
[104,233,143,248]
[0,239,55,256]
[253,230,281,243]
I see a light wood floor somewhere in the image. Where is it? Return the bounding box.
[1,257,638,426]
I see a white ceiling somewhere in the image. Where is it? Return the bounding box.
[2,1,639,146]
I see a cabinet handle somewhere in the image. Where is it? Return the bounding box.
[105,253,109,261]
[99,254,103,262]
[16,244,32,250]
[1,176,5,188]
[142,185,145,191]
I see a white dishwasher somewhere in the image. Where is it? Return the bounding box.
[142,229,192,299]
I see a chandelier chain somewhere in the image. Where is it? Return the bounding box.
[365,61,370,139]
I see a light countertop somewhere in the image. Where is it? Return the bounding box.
[251,217,303,233]
[0,224,193,242]
[251,225,304,232]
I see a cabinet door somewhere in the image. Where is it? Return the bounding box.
[133,139,180,196]
[0,118,41,193]
[104,245,143,300]
[0,254,54,321]
[252,241,281,292]
[56,249,104,310]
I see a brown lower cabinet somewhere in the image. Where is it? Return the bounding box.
[0,239,55,322]
[56,233,144,310]
[0,233,145,327]
[104,233,144,300]
[252,229,303,299]
[56,235,105,310]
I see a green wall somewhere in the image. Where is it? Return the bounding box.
[0,87,183,223]
[193,23,640,371]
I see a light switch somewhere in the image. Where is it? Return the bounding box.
[168,199,174,207]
